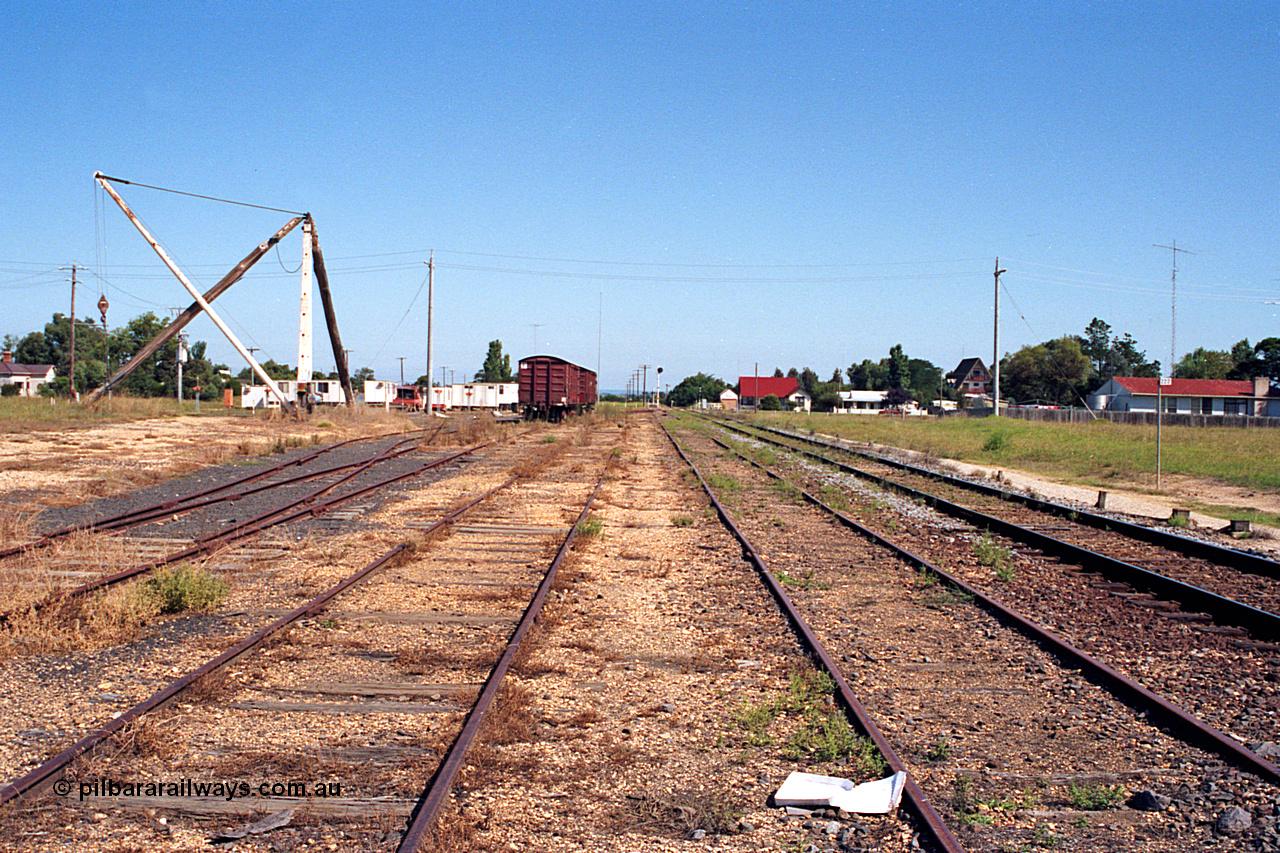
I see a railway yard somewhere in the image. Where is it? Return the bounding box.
[1,410,1279,852]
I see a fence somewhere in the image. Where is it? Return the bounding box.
[947,407,1280,429]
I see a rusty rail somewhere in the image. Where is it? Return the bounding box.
[397,477,605,852]
[709,417,1280,641]
[0,431,415,560]
[659,417,967,853]
[691,416,1280,786]
[735,417,1280,581]
[8,441,487,621]
[0,473,518,806]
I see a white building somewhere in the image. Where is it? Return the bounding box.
[1088,376,1280,417]
[0,351,56,397]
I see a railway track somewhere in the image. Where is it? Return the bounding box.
[5,412,1278,851]
[693,416,1280,754]
[1,426,611,850]
[0,433,486,617]
[668,413,1280,852]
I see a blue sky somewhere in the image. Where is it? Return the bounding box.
[2,2,1277,392]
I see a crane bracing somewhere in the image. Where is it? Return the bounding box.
[87,174,353,409]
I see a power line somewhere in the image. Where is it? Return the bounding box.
[92,174,306,216]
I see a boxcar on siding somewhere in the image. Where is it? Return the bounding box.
[518,355,597,421]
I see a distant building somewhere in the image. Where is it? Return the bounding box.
[1088,376,1280,417]
[835,390,888,413]
[719,387,738,411]
[947,358,990,398]
[737,376,812,412]
[0,351,56,397]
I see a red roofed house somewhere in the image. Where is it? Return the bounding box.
[0,351,56,397]
[1088,376,1280,417]
[737,376,812,412]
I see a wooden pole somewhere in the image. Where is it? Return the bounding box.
[308,219,354,406]
[67,264,77,400]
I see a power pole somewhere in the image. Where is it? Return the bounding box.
[425,252,434,412]
[64,264,77,400]
[1154,240,1195,373]
[398,357,406,385]
[993,258,1005,417]
[639,364,650,405]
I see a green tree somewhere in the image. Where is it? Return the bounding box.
[1106,333,1159,379]
[906,358,943,403]
[759,394,782,411]
[798,367,820,395]
[667,372,727,408]
[1228,339,1255,378]
[475,339,513,382]
[811,381,841,412]
[1080,317,1112,375]
[351,366,377,385]
[237,359,296,383]
[1235,338,1280,387]
[887,344,909,389]
[847,359,886,391]
[883,386,914,407]
[1174,347,1233,379]
[1001,337,1091,406]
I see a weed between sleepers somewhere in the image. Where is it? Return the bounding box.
[730,665,887,778]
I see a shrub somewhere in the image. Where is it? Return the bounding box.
[142,565,229,613]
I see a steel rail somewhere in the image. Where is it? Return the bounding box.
[11,441,488,618]
[0,474,520,806]
[659,418,966,853]
[735,417,1280,581]
[708,417,1280,641]
[0,431,416,560]
[682,416,1280,786]
[38,437,422,543]
[397,476,606,852]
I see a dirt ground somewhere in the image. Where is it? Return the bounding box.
[0,412,405,511]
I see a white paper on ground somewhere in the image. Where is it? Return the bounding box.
[774,770,908,814]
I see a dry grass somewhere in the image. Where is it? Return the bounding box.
[456,584,532,603]
[395,643,499,674]
[102,717,182,762]
[183,667,233,703]
[0,583,159,662]
[0,504,36,552]
[480,682,537,746]
[618,788,744,837]
[210,747,354,780]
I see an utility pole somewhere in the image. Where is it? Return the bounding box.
[640,364,650,406]
[1155,241,1195,373]
[993,258,1006,417]
[425,252,434,412]
[297,219,313,393]
[397,357,406,385]
[597,290,602,406]
[64,264,77,400]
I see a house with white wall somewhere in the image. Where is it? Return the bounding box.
[0,351,56,397]
[1088,376,1280,417]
